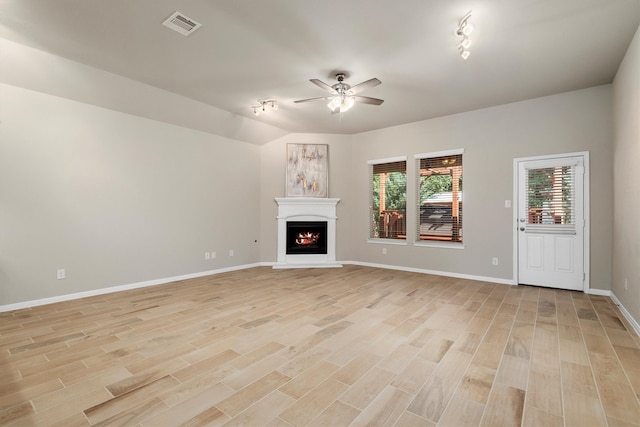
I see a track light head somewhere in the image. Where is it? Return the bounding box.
[456,11,474,59]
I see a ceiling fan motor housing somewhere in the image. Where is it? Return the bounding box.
[333,74,350,94]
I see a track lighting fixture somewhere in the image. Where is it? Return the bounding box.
[251,99,278,116]
[456,11,474,60]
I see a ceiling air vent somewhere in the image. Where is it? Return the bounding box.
[162,11,202,36]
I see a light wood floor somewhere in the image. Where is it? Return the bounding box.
[1,265,640,426]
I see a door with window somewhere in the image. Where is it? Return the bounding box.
[516,154,587,291]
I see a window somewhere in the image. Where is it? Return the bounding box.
[369,157,407,240]
[415,150,463,243]
[525,166,575,226]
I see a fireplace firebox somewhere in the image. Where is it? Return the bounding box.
[286,221,327,255]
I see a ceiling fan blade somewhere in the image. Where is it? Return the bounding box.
[294,96,332,104]
[309,79,337,94]
[348,78,381,95]
[354,95,384,105]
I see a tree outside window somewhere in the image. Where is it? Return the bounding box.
[369,160,406,239]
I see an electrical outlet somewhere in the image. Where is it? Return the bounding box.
[505,200,511,208]
[57,269,66,279]
[229,249,234,257]
[382,248,387,255]
[492,257,499,266]
[211,251,216,259]
[205,252,210,260]
[625,279,628,291]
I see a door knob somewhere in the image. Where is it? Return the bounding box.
[520,227,525,231]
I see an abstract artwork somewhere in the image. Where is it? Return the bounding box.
[286,144,328,197]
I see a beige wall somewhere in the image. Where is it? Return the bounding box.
[613,25,640,324]
[1,34,632,320]
[256,86,614,291]
[0,83,261,305]
[350,86,613,288]
[259,133,353,262]
[1,82,616,307]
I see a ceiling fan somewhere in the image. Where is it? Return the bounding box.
[294,73,384,113]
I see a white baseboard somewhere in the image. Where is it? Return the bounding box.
[7,261,637,339]
[586,288,611,296]
[341,260,516,286]
[1,260,513,313]
[610,292,640,337]
[343,261,640,337]
[0,263,262,313]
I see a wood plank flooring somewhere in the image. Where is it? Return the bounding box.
[1,265,640,426]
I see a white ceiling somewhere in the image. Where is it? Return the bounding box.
[1,0,638,138]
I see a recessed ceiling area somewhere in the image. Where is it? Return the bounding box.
[0,0,638,140]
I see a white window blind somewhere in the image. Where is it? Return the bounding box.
[525,165,575,233]
[369,159,407,239]
[415,152,463,243]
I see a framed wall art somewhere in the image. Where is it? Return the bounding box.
[286,144,328,197]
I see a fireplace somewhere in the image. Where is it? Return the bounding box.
[274,198,341,268]
[286,221,327,255]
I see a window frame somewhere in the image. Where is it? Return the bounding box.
[367,156,408,244]
[414,149,464,249]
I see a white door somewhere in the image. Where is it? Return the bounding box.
[516,154,587,291]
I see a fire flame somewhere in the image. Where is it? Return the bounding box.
[295,231,320,246]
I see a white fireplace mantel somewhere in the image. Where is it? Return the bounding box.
[273,198,342,269]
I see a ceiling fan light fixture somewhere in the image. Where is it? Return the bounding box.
[327,97,341,111]
[328,95,356,113]
[341,96,355,112]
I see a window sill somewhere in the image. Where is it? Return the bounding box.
[367,238,407,246]
[414,241,465,250]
